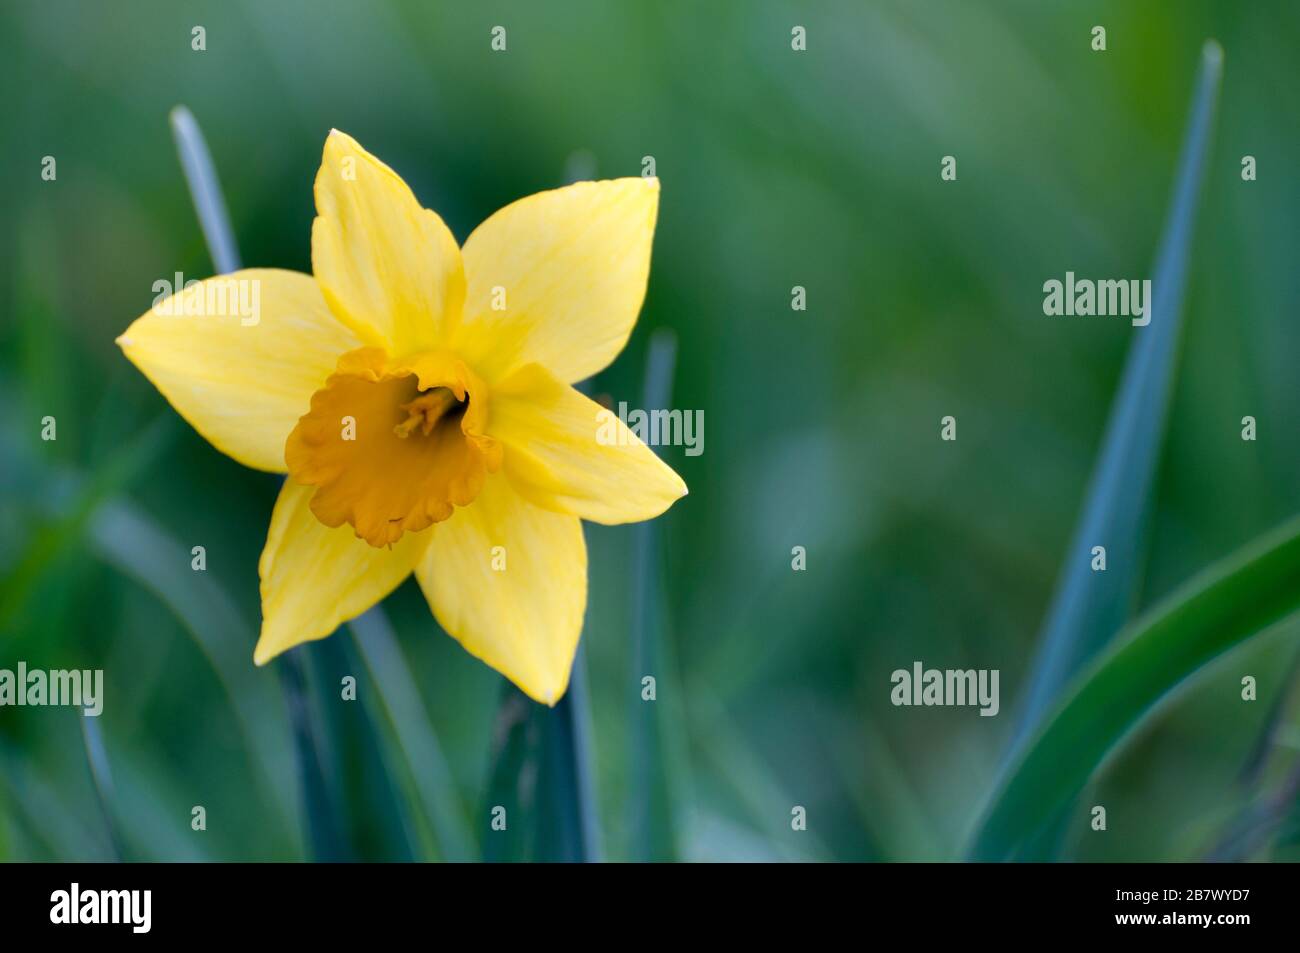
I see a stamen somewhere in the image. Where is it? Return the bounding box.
[394,387,461,439]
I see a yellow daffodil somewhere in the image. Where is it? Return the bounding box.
[117,130,686,704]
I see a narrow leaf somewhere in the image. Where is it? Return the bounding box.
[81,717,125,860]
[313,634,422,860]
[481,659,602,862]
[539,647,602,861]
[1015,42,1224,740]
[350,606,476,861]
[628,329,682,861]
[482,688,540,862]
[971,513,1300,860]
[169,105,241,274]
[279,651,351,861]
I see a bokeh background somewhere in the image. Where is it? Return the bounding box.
[2,0,1298,862]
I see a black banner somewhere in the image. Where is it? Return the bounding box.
[0,862,1286,940]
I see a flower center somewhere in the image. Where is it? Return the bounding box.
[393,387,462,439]
[285,348,502,547]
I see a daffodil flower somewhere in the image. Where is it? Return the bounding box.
[117,130,686,704]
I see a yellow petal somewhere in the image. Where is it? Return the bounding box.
[312,129,465,357]
[116,269,359,473]
[490,363,688,524]
[415,474,586,705]
[453,177,659,384]
[255,479,428,664]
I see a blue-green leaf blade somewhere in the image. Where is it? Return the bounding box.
[1015,41,1224,740]
[971,513,1300,860]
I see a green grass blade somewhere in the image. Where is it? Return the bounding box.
[481,687,539,862]
[350,607,477,861]
[169,105,241,273]
[628,329,682,861]
[480,672,602,862]
[278,651,351,861]
[541,647,602,861]
[318,634,421,861]
[80,717,125,861]
[1015,42,1224,741]
[970,513,1300,861]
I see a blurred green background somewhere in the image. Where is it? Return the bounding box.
[2,0,1299,862]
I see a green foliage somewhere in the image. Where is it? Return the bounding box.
[1,1,1298,862]
[972,516,1300,860]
